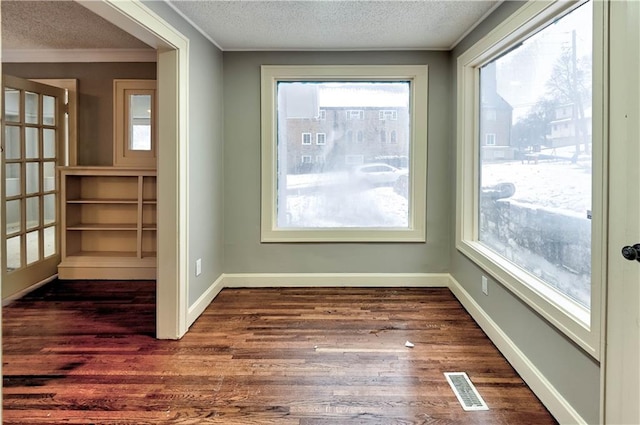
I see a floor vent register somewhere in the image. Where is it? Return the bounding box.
[444,372,489,411]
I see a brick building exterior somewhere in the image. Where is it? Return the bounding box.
[284,106,409,174]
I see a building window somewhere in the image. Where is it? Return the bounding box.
[485,133,496,146]
[456,0,602,358]
[302,133,312,145]
[346,130,353,143]
[379,109,397,120]
[380,131,387,143]
[301,155,312,164]
[390,130,397,144]
[318,109,326,120]
[261,65,428,242]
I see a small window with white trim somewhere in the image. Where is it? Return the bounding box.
[379,109,398,120]
[301,132,312,145]
[485,133,496,146]
[261,65,428,242]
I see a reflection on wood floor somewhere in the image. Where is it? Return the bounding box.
[2,280,557,424]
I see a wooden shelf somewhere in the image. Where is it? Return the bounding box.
[59,166,157,280]
[67,223,138,231]
[67,199,139,204]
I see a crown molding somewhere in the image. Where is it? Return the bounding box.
[1,48,157,63]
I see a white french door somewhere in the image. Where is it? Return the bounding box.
[604,0,640,423]
[1,75,66,298]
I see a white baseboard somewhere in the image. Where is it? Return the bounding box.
[186,274,225,328]
[2,274,58,307]
[448,275,586,425]
[222,272,450,288]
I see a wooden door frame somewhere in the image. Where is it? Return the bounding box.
[75,0,190,340]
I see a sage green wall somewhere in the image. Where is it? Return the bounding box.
[142,1,225,307]
[223,51,451,273]
[450,2,600,423]
[3,62,156,166]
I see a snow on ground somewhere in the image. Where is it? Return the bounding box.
[282,183,407,228]
[481,156,592,215]
[281,153,592,227]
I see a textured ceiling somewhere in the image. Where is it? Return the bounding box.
[1,1,150,50]
[167,0,500,50]
[2,0,500,52]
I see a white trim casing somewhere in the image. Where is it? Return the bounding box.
[455,0,603,359]
[80,0,191,340]
[260,65,428,243]
[187,274,225,327]
[223,272,450,288]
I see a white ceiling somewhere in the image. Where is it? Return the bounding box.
[168,0,501,50]
[2,0,501,53]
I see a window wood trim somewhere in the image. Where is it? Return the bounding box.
[113,79,157,168]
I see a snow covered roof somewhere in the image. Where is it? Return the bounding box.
[318,83,409,108]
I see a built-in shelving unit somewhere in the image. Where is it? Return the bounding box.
[58,166,157,279]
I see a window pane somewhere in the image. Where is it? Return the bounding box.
[7,235,21,271]
[26,196,39,230]
[25,127,39,159]
[26,163,40,194]
[478,2,592,308]
[276,82,410,228]
[6,199,21,234]
[129,94,152,151]
[43,162,55,192]
[6,163,22,197]
[44,226,56,258]
[26,230,40,265]
[43,95,56,126]
[43,194,55,225]
[43,128,56,158]
[25,91,39,124]
[5,126,21,160]
[5,88,20,122]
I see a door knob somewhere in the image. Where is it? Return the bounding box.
[621,244,640,261]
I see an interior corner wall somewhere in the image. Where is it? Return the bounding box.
[2,62,156,166]
[223,51,451,274]
[450,2,600,423]
[141,1,225,307]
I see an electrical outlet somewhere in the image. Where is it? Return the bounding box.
[196,258,202,276]
[481,276,488,296]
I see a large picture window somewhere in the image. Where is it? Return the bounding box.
[261,65,428,242]
[456,0,604,358]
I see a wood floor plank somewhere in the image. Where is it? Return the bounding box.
[3,280,558,424]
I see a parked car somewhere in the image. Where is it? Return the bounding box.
[351,163,407,187]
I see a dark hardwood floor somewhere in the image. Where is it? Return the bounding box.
[2,280,557,424]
